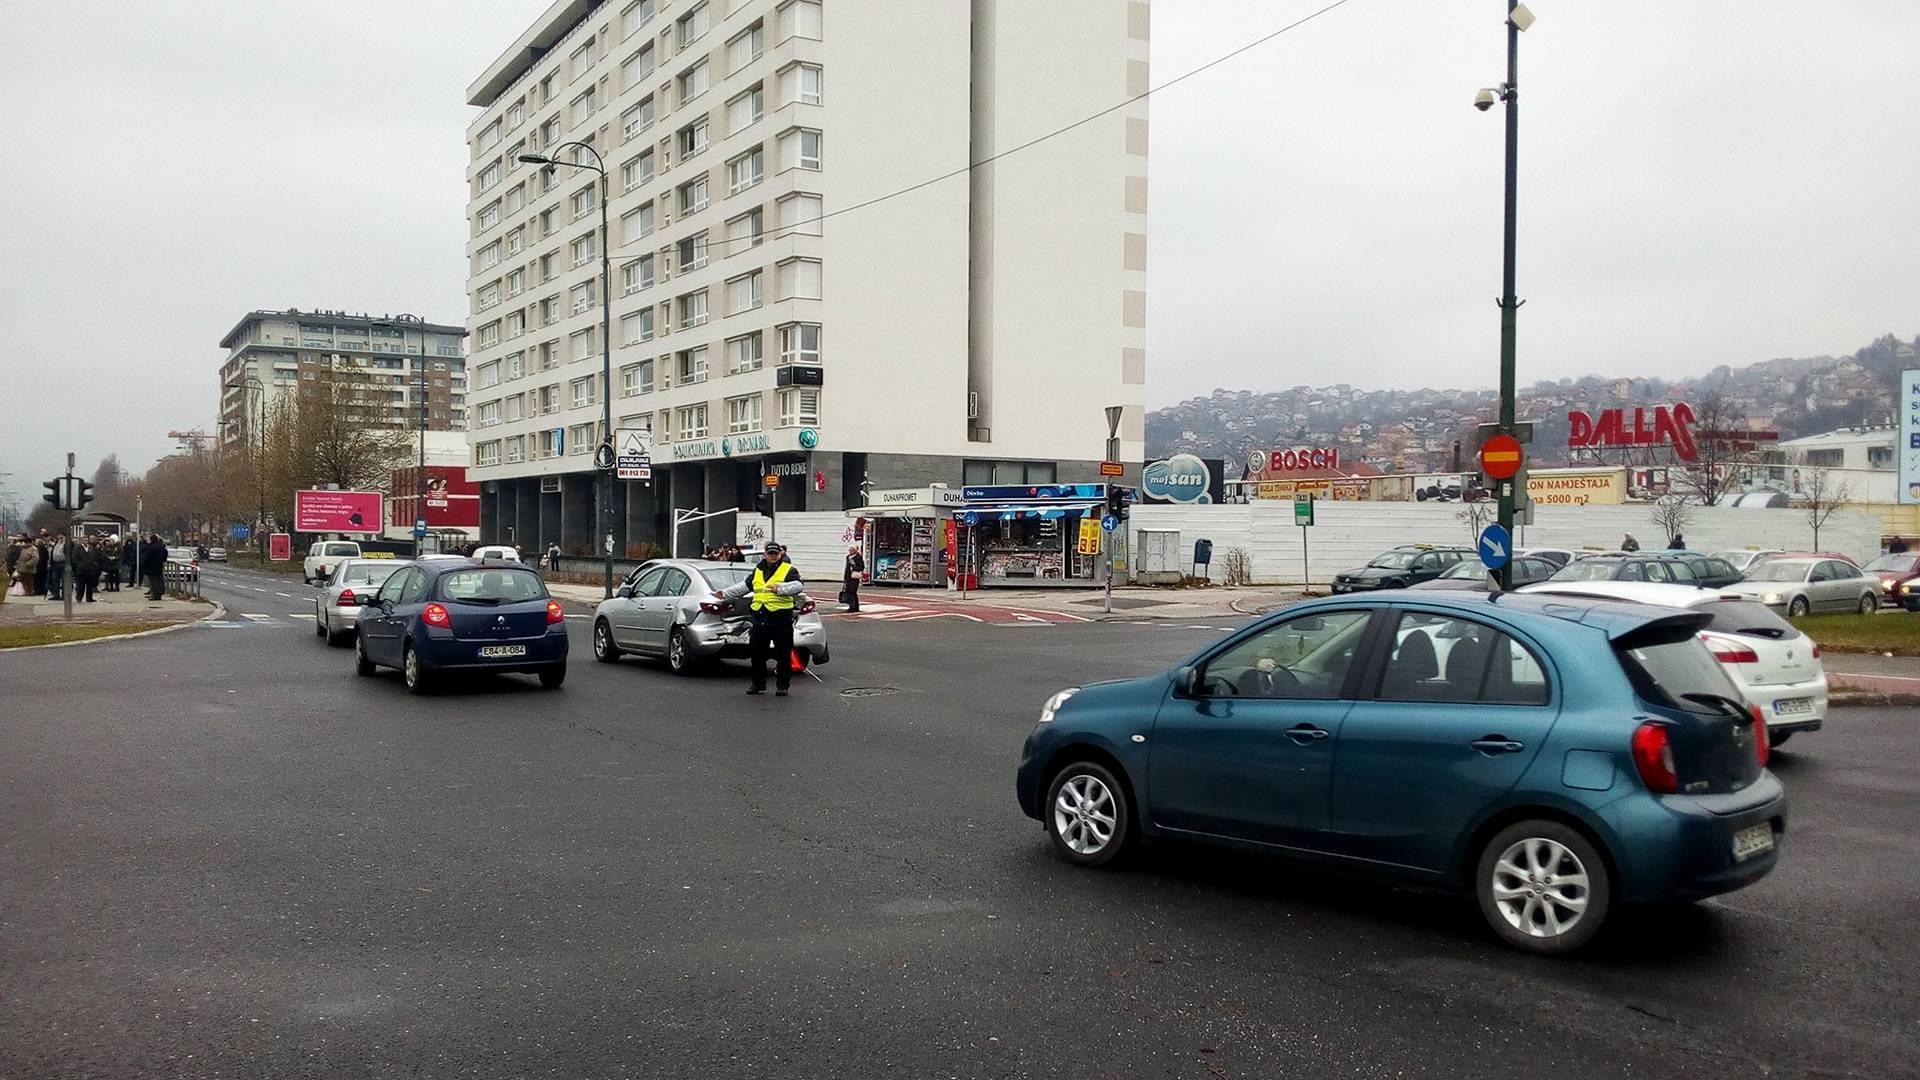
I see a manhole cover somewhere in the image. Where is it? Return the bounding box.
[840,686,900,698]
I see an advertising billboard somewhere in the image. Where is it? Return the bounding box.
[268,533,292,561]
[387,467,479,529]
[294,489,383,533]
[1903,369,1920,505]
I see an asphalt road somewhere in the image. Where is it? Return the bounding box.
[2,566,1916,1079]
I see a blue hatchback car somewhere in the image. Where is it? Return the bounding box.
[1015,591,1785,954]
[354,559,568,694]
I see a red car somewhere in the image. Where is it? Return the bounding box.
[1863,552,1920,611]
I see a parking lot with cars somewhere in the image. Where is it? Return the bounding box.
[2,556,1915,1077]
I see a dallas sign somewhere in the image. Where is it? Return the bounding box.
[1567,404,1700,463]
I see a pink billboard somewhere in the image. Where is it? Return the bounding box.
[294,489,383,534]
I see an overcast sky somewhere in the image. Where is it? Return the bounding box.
[2,0,1914,503]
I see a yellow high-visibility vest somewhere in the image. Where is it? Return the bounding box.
[750,561,796,612]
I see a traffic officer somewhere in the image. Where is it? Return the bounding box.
[714,542,805,696]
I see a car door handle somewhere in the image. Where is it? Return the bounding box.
[1285,724,1329,743]
[1471,737,1526,754]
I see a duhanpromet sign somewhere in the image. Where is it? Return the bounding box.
[1902,369,1920,505]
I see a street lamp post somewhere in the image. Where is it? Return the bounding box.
[375,315,431,556]
[225,376,267,557]
[1476,2,1534,590]
[520,144,615,598]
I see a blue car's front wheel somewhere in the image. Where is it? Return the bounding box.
[1475,821,1612,955]
[1046,761,1133,868]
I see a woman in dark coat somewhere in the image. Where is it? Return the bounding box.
[842,545,864,612]
[141,534,168,599]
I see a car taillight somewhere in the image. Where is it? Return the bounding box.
[1700,633,1758,664]
[546,600,565,624]
[336,587,357,607]
[1810,643,1821,659]
[1631,722,1679,794]
[1751,704,1769,768]
[799,600,817,614]
[698,601,728,615]
[422,603,451,627]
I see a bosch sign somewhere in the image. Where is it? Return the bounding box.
[1267,448,1341,472]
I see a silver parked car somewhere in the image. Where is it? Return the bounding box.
[589,559,830,673]
[314,557,415,645]
[1725,556,1878,617]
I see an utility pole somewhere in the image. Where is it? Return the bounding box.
[1478,2,1534,590]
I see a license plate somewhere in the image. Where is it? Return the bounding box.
[478,645,526,658]
[1773,697,1813,716]
[1731,822,1774,862]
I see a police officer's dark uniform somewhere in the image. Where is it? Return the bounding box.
[717,543,804,696]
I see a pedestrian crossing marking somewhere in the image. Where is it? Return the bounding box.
[241,613,274,622]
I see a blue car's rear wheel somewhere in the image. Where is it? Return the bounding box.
[1045,761,1132,868]
[403,644,432,695]
[1476,820,1611,955]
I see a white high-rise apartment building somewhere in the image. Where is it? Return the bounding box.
[464,0,1147,553]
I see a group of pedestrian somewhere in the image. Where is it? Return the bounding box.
[4,531,160,602]
[700,544,748,563]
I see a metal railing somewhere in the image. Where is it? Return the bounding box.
[163,560,202,600]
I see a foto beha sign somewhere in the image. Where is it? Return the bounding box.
[1567,404,1698,462]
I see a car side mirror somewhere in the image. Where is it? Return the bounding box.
[1172,665,1201,699]
[616,584,634,599]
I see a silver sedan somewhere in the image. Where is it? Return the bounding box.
[590,559,830,674]
[313,558,414,645]
[1724,556,1878,617]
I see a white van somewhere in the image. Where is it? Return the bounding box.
[304,540,363,584]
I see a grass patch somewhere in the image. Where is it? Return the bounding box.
[1789,613,1920,656]
[0,620,192,649]
[223,553,304,574]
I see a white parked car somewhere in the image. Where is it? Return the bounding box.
[303,541,362,584]
[472,545,521,562]
[1521,580,1828,746]
[1713,549,1783,573]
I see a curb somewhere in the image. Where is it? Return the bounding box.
[1828,689,1920,708]
[0,600,226,653]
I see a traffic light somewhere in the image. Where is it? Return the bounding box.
[43,479,60,509]
[1105,485,1132,518]
[76,479,94,509]
[754,491,777,518]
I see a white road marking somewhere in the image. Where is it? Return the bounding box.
[1831,671,1920,684]
[240,613,274,622]
[287,613,315,620]
[1185,625,1214,630]
[275,592,292,598]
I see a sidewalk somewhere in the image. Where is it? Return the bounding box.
[0,580,211,634]
[1822,651,1920,699]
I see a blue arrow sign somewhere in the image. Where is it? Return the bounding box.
[1478,522,1512,570]
[1100,514,1120,532]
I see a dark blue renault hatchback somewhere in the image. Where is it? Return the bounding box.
[355,559,568,694]
[1015,591,1785,954]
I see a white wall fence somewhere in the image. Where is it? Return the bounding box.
[1130,502,1884,587]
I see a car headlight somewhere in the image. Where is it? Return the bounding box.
[1762,593,1783,604]
[1038,688,1079,723]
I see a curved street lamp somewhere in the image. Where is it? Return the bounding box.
[519,143,615,597]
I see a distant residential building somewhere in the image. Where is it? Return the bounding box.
[217,310,468,449]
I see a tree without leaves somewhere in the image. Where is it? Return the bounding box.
[1672,389,1763,507]
[1649,493,1694,547]
[239,374,417,531]
[1794,457,1855,552]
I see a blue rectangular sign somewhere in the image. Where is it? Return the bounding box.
[961,483,1106,502]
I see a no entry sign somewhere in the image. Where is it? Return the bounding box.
[1479,434,1524,481]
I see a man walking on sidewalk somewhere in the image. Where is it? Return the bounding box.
[72,538,98,603]
[714,542,805,697]
[842,545,864,613]
[46,532,69,601]
[141,533,167,600]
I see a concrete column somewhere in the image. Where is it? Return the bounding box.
[479,485,500,543]
[515,480,541,555]
[539,485,562,555]
[811,452,848,512]
[561,473,595,554]
[625,479,661,555]
[703,464,736,547]
[602,480,629,558]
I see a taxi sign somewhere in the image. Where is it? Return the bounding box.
[1479,434,1524,481]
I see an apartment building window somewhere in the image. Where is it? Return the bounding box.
[725,271,763,315]
[621,308,656,345]
[540,296,560,325]
[505,184,526,213]
[506,311,526,338]
[622,0,656,39]
[478,241,501,270]
[622,97,655,142]
[570,39,598,79]
[537,428,563,458]
[773,193,821,238]
[567,423,594,455]
[478,282,502,310]
[475,360,502,389]
[677,2,710,47]
[778,62,822,107]
[572,185,598,219]
[622,254,656,294]
[478,161,501,191]
[507,351,526,379]
[778,322,820,365]
[539,342,561,371]
[725,206,764,250]
[477,400,502,426]
[677,231,710,272]
[570,326,598,360]
[478,322,501,349]
[538,384,561,414]
[963,460,1057,485]
[621,44,655,91]
[726,394,763,433]
[1870,445,1894,469]
[505,393,526,421]
[726,86,763,136]
[726,332,764,374]
[506,268,526,297]
[677,117,709,159]
[678,59,711,106]
[621,358,655,396]
[777,387,819,428]
[621,151,654,193]
[677,403,710,441]
[677,173,710,216]
[508,100,526,128]
[571,280,598,313]
[478,201,501,231]
[506,226,525,256]
[677,345,710,384]
[507,139,527,170]
[571,232,597,267]
[539,207,558,237]
[502,435,525,463]
[571,87,598,127]
[774,257,822,300]
[725,148,765,197]
[678,289,710,329]
[619,413,654,442]
[726,23,764,74]
[475,441,501,466]
[570,376,599,409]
[778,127,822,171]
[540,116,561,149]
[777,0,823,43]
